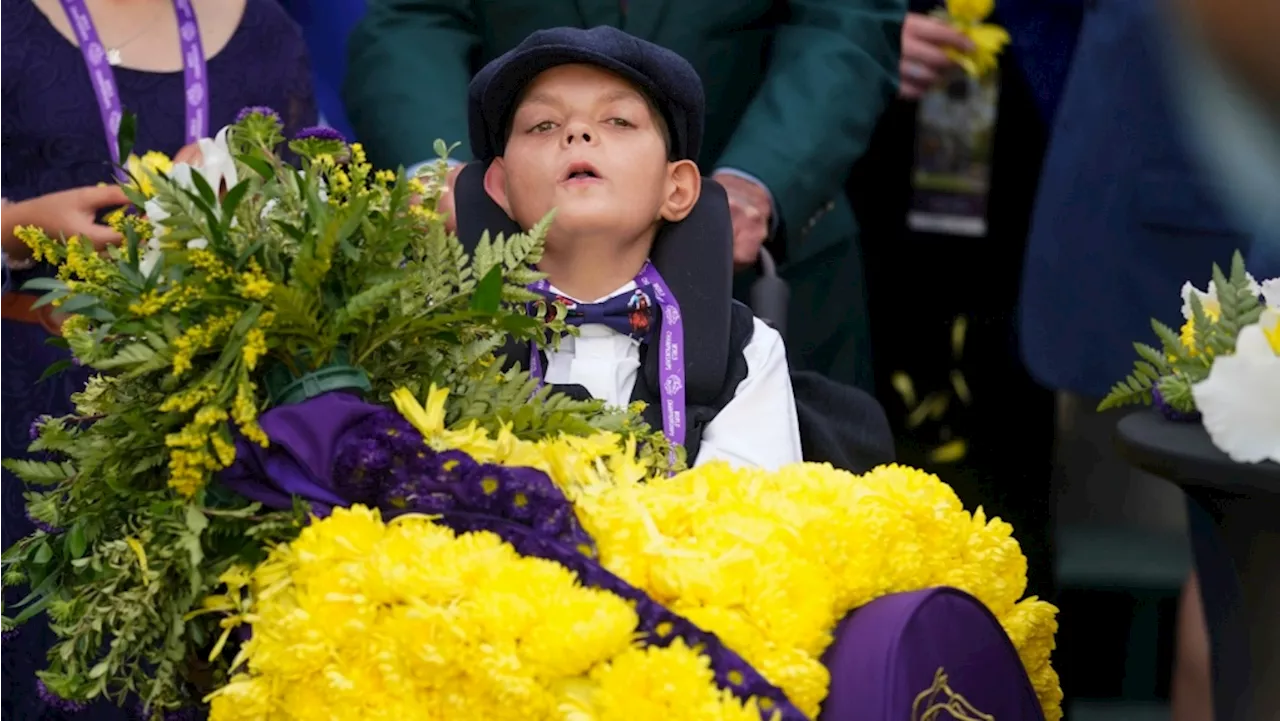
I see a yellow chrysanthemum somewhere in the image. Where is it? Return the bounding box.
[208,507,757,721]
[391,386,660,496]
[567,462,1060,720]
[393,386,1062,721]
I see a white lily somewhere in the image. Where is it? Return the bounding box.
[1191,308,1280,464]
[196,126,239,192]
[140,126,238,273]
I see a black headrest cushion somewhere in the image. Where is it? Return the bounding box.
[454,162,733,405]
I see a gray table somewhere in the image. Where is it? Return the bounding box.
[1116,411,1280,721]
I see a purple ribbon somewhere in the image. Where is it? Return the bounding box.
[59,0,209,180]
[529,262,686,464]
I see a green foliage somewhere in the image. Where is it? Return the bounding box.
[1098,252,1263,413]
[5,111,662,717]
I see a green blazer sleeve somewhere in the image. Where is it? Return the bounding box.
[715,0,904,241]
[344,0,479,170]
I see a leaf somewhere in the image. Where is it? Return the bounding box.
[184,506,209,536]
[92,343,158,371]
[54,294,102,315]
[236,153,274,180]
[219,179,253,231]
[67,523,87,559]
[29,288,68,310]
[336,279,402,328]
[37,359,73,383]
[20,277,68,293]
[470,265,504,313]
[88,660,111,679]
[11,595,53,625]
[188,168,218,208]
[117,111,138,165]
[2,458,74,485]
[32,541,53,565]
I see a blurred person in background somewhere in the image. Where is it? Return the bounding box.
[276,0,366,139]
[850,0,1084,603]
[343,0,905,392]
[2,0,316,717]
[1023,0,1280,718]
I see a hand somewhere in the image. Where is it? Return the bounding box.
[899,13,975,100]
[10,185,130,253]
[173,141,203,166]
[713,172,772,269]
[438,163,465,234]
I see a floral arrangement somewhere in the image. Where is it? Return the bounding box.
[937,0,1010,77]
[3,110,1060,721]
[1099,252,1280,464]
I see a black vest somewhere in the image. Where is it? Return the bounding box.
[494,300,756,463]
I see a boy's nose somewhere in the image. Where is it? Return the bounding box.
[562,123,594,147]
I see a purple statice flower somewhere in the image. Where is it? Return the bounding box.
[1152,386,1201,423]
[28,414,49,441]
[332,409,598,554]
[2,627,18,643]
[235,106,281,124]
[26,508,60,535]
[292,126,346,143]
[37,680,88,714]
[133,700,202,721]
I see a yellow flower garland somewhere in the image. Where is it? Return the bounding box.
[391,387,1063,720]
[208,507,763,721]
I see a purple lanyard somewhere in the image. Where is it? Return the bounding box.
[529,262,687,464]
[60,0,209,179]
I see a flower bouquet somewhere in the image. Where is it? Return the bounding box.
[1099,252,1280,464]
[3,110,1060,721]
[935,0,1010,78]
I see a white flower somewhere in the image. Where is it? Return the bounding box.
[197,126,238,191]
[144,198,169,225]
[1191,309,1280,464]
[1180,272,1262,320]
[168,162,196,192]
[1260,277,1280,309]
[139,238,163,277]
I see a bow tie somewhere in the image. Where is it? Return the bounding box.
[542,287,658,341]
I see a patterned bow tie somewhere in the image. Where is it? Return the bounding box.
[542,287,658,341]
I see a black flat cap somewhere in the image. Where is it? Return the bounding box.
[468,26,705,163]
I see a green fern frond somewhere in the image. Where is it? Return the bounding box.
[2,459,76,486]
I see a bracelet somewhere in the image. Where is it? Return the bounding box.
[0,197,35,271]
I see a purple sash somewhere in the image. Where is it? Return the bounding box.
[59,0,209,178]
[529,262,687,464]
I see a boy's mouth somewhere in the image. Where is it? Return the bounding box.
[562,161,603,183]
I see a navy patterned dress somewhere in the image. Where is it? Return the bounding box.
[1,1,316,717]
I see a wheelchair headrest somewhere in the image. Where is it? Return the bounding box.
[454,161,734,405]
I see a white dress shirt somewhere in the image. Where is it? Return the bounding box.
[543,281,803,470]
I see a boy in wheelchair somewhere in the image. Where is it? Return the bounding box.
[456,26,893,473]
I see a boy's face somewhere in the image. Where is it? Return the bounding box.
[485,64,699,245]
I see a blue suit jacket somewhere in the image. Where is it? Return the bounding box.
[277,0,365,140]
[1019,0,1268,399]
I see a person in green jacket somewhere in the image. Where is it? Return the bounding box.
[343,1,904,390]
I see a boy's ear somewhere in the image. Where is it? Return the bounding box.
[659,159,701,222]
[482,158,513,216]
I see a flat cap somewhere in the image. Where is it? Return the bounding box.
[468,26,705,162]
